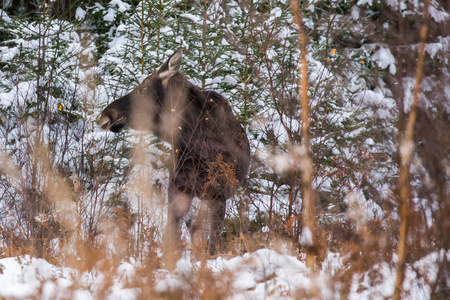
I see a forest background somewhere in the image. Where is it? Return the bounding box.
[0,0,448,298]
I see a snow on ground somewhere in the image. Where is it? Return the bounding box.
[0,249,445,299]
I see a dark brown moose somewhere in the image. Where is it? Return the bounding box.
[99,49,250,255]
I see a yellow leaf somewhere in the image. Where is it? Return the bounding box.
[58,102,65,111]
[331,48,336,55]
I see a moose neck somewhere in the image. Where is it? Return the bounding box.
[152,74,199,145]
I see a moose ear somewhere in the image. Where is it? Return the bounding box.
[159,49,183,84]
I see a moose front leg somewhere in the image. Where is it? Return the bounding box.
[163,184,193,267]
[208,199,227,255]
[188,199,226,256]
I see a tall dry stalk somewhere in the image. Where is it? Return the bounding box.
[393,0,430,299]
[202,0,207,90]
[290,0,317,273]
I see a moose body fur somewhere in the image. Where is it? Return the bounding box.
[99,49,250,254]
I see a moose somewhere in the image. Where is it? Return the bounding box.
[99,49,250,255]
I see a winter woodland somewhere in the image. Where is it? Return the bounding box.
[0,0,449,298]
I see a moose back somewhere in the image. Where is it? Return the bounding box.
[99,49,250,254]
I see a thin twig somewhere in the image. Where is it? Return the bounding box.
[290,0,317,275]
[393,1,430,299]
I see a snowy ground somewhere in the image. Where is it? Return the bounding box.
[0,249,445,299]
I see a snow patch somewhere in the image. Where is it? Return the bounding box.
[429,4,450,23]
[351,6,360,20]
[357,0,373,6]
[357,90,396,119]
[372,47,396,74]
[0,256,75,299]
[0,46,19,62]
[180,13,202,24]
[110,0,131,13]
[75,7,86,20]
[104,8,116,22]
[0,250,447,299]
[0,9,12,22]
[299,227,313,246]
